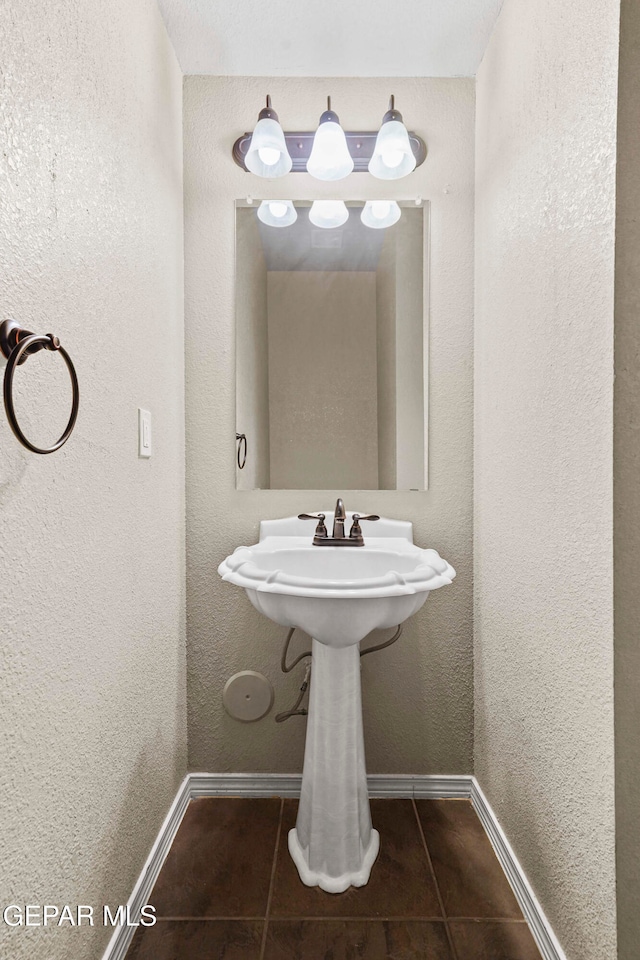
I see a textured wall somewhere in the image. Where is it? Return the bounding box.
[0,2,186,959]
[184,76,474,775]
[474,0,619,958]
[614,0,640,954]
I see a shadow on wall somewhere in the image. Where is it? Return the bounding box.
[95,732,185,948]
[0,421,28,507]
[361,577,470,775]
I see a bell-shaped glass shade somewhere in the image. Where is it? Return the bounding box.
[361,200,402,229]
[309,200,349,229]
[307,121,354,181]
[368,120,416,180]
[245,118,292,178]
[257,200,298,227]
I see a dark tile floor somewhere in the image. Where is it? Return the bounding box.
[126,797,543,960]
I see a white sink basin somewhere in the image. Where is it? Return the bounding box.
[218,512,455,647]
[218,510,455,895]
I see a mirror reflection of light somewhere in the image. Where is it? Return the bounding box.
[268,201,289,218]
[309,200,349,229]
[371,201,391,219]
[360,200,402,229]
[258,147,282,167]
[257,199,298,227]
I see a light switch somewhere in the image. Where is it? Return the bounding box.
[138,408,152,458]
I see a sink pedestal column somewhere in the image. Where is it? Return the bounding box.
[288,639,380,893]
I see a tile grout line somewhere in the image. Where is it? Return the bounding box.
[151,913,529,923]
[154,916,266,922]
[259,797,284,960]
[261,915,449,922]
[412,797,459,960]
[446,917,529,923]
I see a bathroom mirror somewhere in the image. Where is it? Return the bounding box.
[235,200,428,491]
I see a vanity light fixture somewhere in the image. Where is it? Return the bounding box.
[257,199,298,227]
[244,96,293,179]
[368,96,417,180]
[233,98,426,174]
[307,98,354,181]
[309,200,349,229]
[360,200,402,229]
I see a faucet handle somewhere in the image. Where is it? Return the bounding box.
[298,513,328,540]
[349,513,380,539]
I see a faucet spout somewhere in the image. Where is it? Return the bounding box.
[299,497,379,546]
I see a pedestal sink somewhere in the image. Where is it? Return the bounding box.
[218,508,455,893]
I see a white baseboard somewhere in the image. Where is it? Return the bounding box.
[102,773,565,960]
[101,775,191,960]
[189,771,473,799]
[470,780,567,960]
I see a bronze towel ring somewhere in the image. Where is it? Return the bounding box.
[236,432,247,470]
[0,318,80,455]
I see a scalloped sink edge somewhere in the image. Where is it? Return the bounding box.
[218,513,456,601]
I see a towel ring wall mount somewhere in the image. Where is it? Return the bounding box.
[0,318,80,455]
[236,432,247,470]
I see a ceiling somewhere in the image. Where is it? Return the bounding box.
[156,0,503,77]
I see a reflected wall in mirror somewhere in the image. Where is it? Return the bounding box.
[235,200,428,491]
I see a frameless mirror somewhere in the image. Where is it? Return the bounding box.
[235,200,428,491]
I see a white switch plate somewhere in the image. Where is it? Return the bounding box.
[138,408,152,458]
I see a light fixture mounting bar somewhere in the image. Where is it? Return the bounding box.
[232,130,426,173]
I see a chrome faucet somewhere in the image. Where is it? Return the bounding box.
[299,498,380,547]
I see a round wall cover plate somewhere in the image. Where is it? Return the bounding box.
[223,671,274,722]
